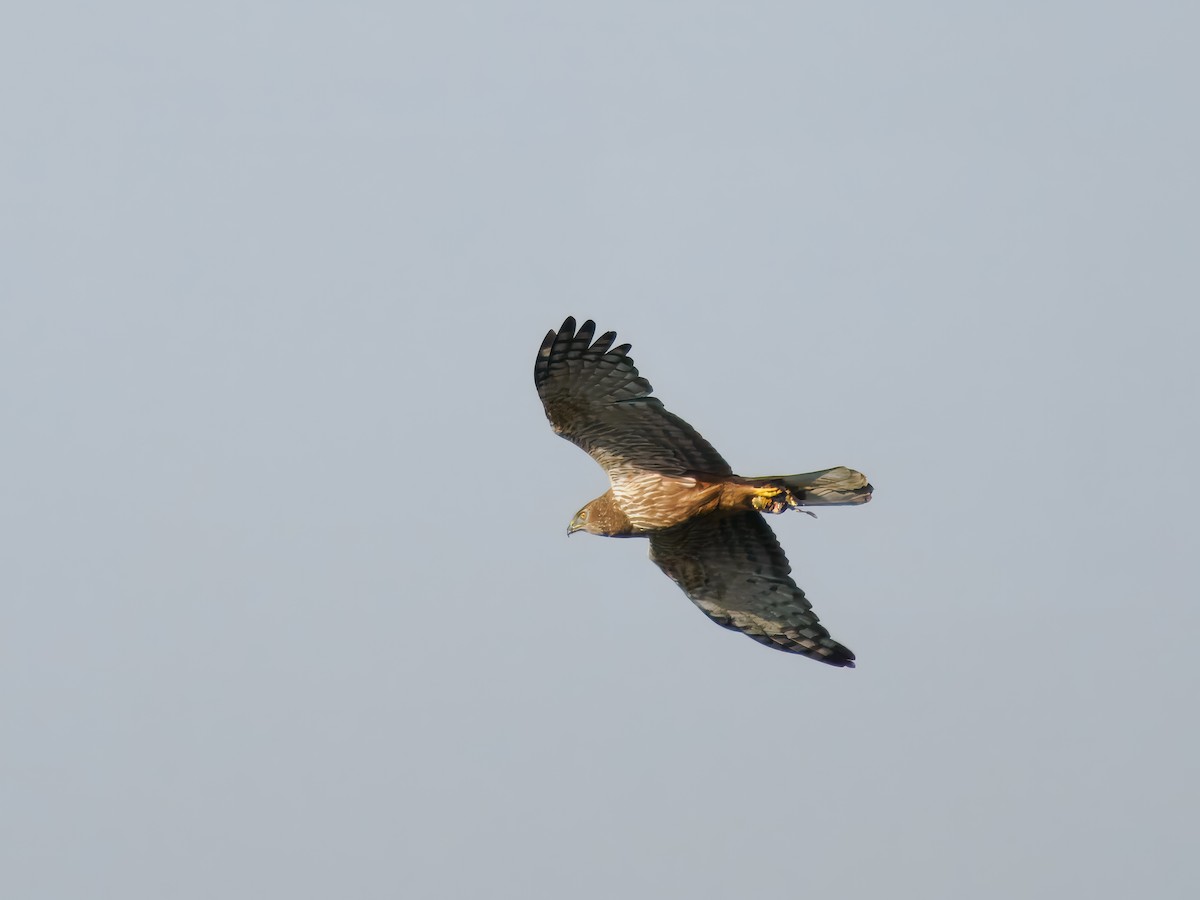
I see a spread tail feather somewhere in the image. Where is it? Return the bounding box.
[748,466,873,507]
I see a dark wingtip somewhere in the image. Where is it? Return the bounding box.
[536,316,641,392]
[536,317,581,387]
[574,318,597,348]
[823,642,857,668]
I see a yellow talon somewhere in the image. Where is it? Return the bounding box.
[752,487,787,514]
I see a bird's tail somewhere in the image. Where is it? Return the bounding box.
[746,466,873,507]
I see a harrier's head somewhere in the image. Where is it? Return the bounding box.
[567,504,596,535]
[567,492,633,537]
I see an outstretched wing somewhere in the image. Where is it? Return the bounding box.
[648,512,856,667]
[535,317,731,478]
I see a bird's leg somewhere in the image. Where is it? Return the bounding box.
[751,486,818,518]
[751,487,790,515]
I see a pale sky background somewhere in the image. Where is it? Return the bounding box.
[3,3,1198,898]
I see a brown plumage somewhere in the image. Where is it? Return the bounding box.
[535,317,873,667]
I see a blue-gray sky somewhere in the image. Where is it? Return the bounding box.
[3,3,1197,898]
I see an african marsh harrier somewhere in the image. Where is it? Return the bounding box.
[535,317,872,667]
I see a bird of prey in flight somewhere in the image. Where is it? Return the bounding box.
[535,317,872,668]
